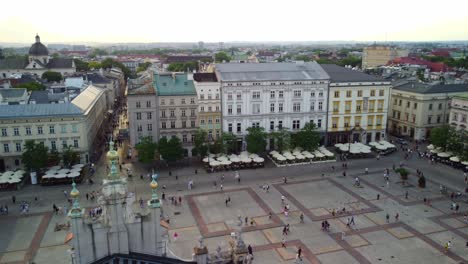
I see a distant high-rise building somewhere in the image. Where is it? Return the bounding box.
[219,42,224,50]
[198,41,204,49]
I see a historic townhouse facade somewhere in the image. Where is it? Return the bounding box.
[321,64,392,144]
[127,72,159,147]
[389,83,468,140]
[155,73,198,157]
[215,62,329,150]
[449,94,468,132]
[193,72,222,140]
[0,85,106,170]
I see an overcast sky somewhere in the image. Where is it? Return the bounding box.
[1,0,468,43]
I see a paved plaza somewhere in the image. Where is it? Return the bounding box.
[1,147,468,263]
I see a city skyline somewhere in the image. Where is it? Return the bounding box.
[1,0,468,44]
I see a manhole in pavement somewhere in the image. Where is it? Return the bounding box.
[378,258,382,261]
[174,212,181,215]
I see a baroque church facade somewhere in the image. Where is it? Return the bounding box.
[0,35,76,79]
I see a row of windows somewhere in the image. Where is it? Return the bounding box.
[226,81,326,86]
[1,125,79,137]
[226,119,322,133]
[199,94,220,100]
[135,101,152,108]
[331,115,383,128]
[200,106,220,112]
[200,118,220,125]
[394,111,449,125]
[227,102,324,115]
[136,112,153,120]
[227,90,325,100]
[394,99,445,111]
[160,109,196,118]
[2,140,79,153]
[160,120,196,129]
[333,89,384,98]
[452,113,468,123]
[332,100,384,113]
[160,98,195,105]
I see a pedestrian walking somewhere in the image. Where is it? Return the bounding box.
[269,212,272,219]
[248,244,253,256]
[281,238,286,248]
[300,212,304,223]
[350,215,355,225]
[365,168,369,174]
[395,213,399,222]
[86,193,89,200]
[377,194,380,200]
[283,176,287,184]
[297,247,302,261]
[12,195,16,204]
[173,232,178,242]
[245,217,248,225]
[281,195,285,204]
[341,231,346,240]
[63,190,68,198]
[220,184,223,191]
[386,213,390,223]
[405,191,408,199]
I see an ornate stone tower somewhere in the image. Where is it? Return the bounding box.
[69,141,165,264]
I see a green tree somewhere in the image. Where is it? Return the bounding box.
[192,129,209,158]
[167,61,198,72]
[293,122,321,151]
[215,52,231,63]
[338,56,362,68]
[41,71,63,82]
[90,48,108,57]
[158,137,184,162]
[13,81,46,92]
[100,58,133,79]
[48,149,60,166]
[271,128,291,152]
[74,59,89,71]
[221,132,237,154]
[137,62,152,73]
[52,53,60,59]
[294,55,311,62]
[22,140,49,172]
[135,136,158,163]
[430,125,450,150]
[88,61,102,69]
[316,58,334,64]
[62,145,81,167]
[246,127,267,153]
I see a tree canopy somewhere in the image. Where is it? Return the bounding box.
[158,136,184,162]
[135,136,158,163]
[192,129,209,158]
[293,122,321,151]
[90,48,108,57]
[88,61,102,70]
[167,61,198,72]
[215,52,231,63]
[22,140,49,172]
[41,71,63,82]
[430,125,450,150]
[137,62,152,73]
[294,55,312,62]
[13,81,46,92]
[62,145,81,167]
[74,59,89,71]
[271,127,291,152]
[246,127,267,153]
[100,58,133,79]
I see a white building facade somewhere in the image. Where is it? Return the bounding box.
[215,62,329,150]
[449,95,468,132]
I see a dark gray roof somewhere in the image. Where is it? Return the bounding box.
[320,64,384,83]
[0,103,82,118]
[215,62,329,82]
[0,88,27,99]
[47,58,73,69]
[0,57,28,70]
[86,73,111,84]
[29,42,49,56]
[393,82,468,94]
[29,91,50,104]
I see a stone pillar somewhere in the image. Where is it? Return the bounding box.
[193,237,208,264]
[68,182,84,264]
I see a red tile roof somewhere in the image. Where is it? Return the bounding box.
[387,56,450,72]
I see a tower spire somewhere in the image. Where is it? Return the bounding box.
[69,181,82,218]
[148,173,161,208]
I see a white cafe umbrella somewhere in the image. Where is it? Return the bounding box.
[375,145,387,150]
[58,169,70,174]
[209,161,221,166]
[50,165,62,170]
[270,151,279,156]
[220,160,232,165]
[253,157,265,163]
[72,164,84,169]
[241,157,252,163]
[462,161,468,166]
[334,143,343,148]
[286,156,295,160]
[68,172,81,178]
[230,157,241,163]
[438,152,451,158]
[427,144,434,150]
[249,153,258,159]
[449,156,460,162]
[276,156,286,161]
